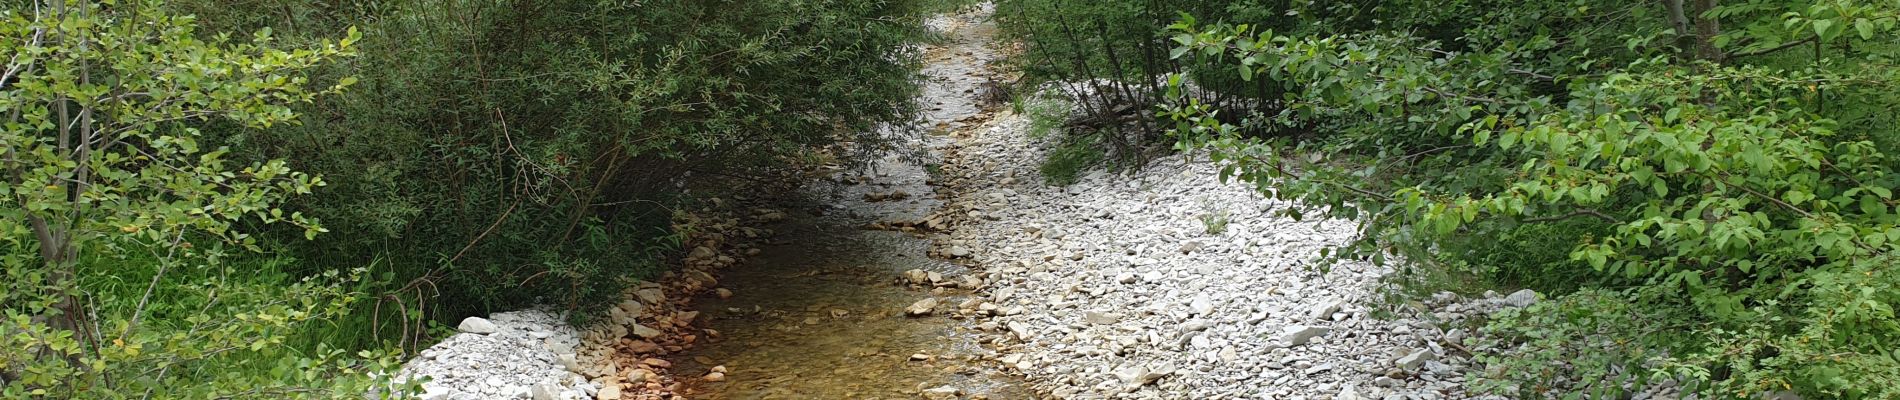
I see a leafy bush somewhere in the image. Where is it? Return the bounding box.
[0,1,404,396]
[1145,0,1900,397]
[164,0,942,337]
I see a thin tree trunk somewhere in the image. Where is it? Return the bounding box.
[1691,0,1724,63]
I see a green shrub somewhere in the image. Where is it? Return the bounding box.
[1151,0,1900,397]
[0,2,404,396]
[1040,135,1106,185]
[165,0,941,335]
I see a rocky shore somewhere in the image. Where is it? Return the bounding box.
[391,203,785,400]
[918,100,1539,399]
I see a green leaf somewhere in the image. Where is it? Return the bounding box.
[1856,18,1875,40]
[1868,185,1891,199]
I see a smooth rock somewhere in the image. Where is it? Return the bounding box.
[457,317,498,334]
[906,298,940,316]
[631,324,662,339]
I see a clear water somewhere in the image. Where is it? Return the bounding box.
[663,7,1028,398]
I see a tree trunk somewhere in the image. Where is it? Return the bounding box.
[1691,0,1724,63]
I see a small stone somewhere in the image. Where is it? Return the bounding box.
[636,288,666,305]
[1113,366,1149,384]
[687,246,716,260]
[530,383,559,400]
[1084,311,1120,325]
[921,386,962,400]
[1309,299,1345,321]
[703,371,727,382]
[960,275,983,289]
[906,298,940,316]
[1337,385,1364,400]
[627,369,653,382]
[948,245,972,257]
[1396,348,1437,370]
[631,324,662,339]
[596,385,622,400]
[1179,320,1212,332]
[911,353,933,361]
[1189,295,1216,316]
[457,317,498,334]
[715,288,734,299]
[1116,273,1138,284]
[1178,241,1204,254]
[1275,325,1331,347]
[1504,289,1538,307]
[998,353,1023,366]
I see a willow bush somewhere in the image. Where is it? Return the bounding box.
[159,0,942,347]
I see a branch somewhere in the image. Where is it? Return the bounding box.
[1523,208,1620,223]
[1727,36,1817,59]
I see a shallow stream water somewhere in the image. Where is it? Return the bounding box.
[663,5,1027,399]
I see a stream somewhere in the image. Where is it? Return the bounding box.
[662,5,1028,399]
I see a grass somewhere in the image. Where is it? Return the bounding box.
[1039,134,1105,185]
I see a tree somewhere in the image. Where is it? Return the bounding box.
[0,1,386,397]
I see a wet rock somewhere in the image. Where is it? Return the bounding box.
[960,275,984,289]
[906,298,941,316]
[948,245,973,258]
[922,386,962,400]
